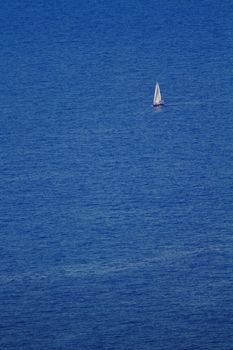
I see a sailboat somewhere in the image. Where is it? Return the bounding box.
[153,82,164,106]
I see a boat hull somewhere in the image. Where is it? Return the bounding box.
[153,102,164,107]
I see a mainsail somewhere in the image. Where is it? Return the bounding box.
[153,82,163,106]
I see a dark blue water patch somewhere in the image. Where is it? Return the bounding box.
[1,245,232,349]
[1,0,233,349]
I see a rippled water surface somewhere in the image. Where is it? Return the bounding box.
[0,1,233,349]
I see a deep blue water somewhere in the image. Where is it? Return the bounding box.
[1,1,233,349]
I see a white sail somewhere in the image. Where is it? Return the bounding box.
[153,82,163,106]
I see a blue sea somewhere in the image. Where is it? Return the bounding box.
[1,1,233,349]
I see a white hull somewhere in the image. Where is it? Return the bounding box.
[153,100,164,107]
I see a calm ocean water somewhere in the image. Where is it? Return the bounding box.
[0,1,233,349]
